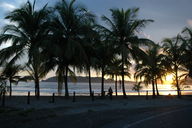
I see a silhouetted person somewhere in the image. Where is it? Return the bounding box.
[108,87,113,100]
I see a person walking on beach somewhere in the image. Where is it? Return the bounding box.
[108,87,113,100]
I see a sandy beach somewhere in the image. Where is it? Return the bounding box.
[1,96,192,128]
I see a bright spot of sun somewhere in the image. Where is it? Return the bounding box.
[164,74,174,85]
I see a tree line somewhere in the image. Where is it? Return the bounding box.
[0,0,192,99]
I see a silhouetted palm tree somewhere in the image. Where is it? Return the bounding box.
[0,80,7,97]
[162,37,184,98]
[180,27,192,81]
[106,58,130,96]
[95,36,116,97]
[132,82,142,96]
[23,53,51,99]
[81,28,98,96]
[106,59,121,96]
[0,1,51,97]
[49,0,95,97]
[135,44,167,98]
[100,8,153,98]
[1,63,23,97]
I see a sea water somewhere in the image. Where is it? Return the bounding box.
[10,82,192,96]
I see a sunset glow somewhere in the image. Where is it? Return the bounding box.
[164,74,174,85]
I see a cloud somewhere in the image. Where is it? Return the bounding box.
[0,19,10,28]
[187,19,192,26]
[0,2,16,11]
[0,19,10,24]
[137,31,151,39]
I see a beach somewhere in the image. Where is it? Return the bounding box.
[1,96,192,128]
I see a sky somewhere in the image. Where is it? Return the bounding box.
[0,0,192,79]
[1,0,192,43]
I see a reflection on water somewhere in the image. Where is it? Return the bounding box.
[10,82,192,96]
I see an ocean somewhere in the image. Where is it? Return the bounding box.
[10,82,192,96]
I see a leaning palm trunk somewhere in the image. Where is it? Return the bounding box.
[64,65,69,98]
[101,66,105,97]
[88,67,92,96]
[152,80,156,98]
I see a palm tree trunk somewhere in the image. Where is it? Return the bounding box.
[121,53,126,98]
[35,77,40,99]
[175,67,181,98]
[138,91,140,96]
[9,79,12,97]
[88,66,92,96]
[101,66,105,97]
[57,69,63,96]
[64,65,69,98]
[58,81,63,95]
[152,80,156,98]
[115,75,118,96]
[155,79,159,96]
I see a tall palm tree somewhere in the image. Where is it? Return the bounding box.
[95,36,116,97]
[49,0,95,97]
[100,8,153,98]
[1,63,23,97]
[23,52,51,99]
[0,1,51,98]
[162,37,184,98]
[81,29,98,96]
[180,27,192,81]
[134,44,167,98]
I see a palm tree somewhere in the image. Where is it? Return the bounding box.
[106,58,130,96]
[49,0,95,97]
[134,44,167,98]
[180,27,192,81]
[23,52,51,99]
[162,37,184,98]
[81,30,98,96]
[0,80,7,97]
[100,8,153,98]
[1,63,23,97]
[94,35,116,97]
[106,59,121,96]
[72,24,99,97]
[132,82,143,96]
[0,1,51,97]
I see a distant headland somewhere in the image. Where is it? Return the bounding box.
[42,76,136,84]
